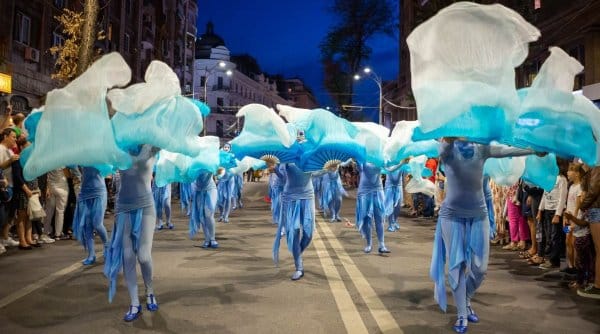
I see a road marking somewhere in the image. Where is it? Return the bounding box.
[0,253,102,309]
[313,227,369,334]
[317,218,403,334]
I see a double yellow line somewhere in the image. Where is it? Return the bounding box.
[313,218,403,334]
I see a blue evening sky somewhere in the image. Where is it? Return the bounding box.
[196,0,399,121]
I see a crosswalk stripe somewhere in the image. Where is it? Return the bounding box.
[317,218,403,334]
[313,227,369,333]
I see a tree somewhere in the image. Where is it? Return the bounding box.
[320,0,397,119]
[49,0,102,83]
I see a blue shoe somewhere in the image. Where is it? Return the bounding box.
[167,223,174,230]
[223,219,229,224]
[123,305,142,322]
[146,294,159,312]
[387,225,396,232]
[210,240,219,248]
[378,247,391,254]
[156,224,164,231]
[452,316,468,333]
[364,245,372,253]
[467,306,479,323]
[291,270,304,280]
[82,256,96,265]
[201,241,211,248]
[218,217,223,222]
[335,217,342,222]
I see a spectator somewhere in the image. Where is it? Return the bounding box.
[0,128,19,249]
[577,164,600,299]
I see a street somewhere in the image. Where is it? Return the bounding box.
[0,180,599,334]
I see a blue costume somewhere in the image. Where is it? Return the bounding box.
[152,181,172,229]
[384,168,403,232]
[483,175,495,239]
[179,182,193,216]
[72,166,109,265]
[273,163,315,281]
[217,170,235,223]
[104,145,160,322]
[430,141,533,332]
[356,162,389,254]
[189,171,218,248]
[321,170,347,222]
[268,170,284,226]
[232,173,244,209]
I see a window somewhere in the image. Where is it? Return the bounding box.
[14,12,31,45]
[200,76,206,87]
[217,98,224,106]
[52,32,65,47]
[217,77,223,89]
[216,120,223,137]
[124,33,130,52]
[54,0,66,9]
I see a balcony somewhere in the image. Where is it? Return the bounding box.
[211,85,231,92]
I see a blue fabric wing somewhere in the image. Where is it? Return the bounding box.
[521,154,559,191]
[406,2,539,142]
[23,53,132,181]
[108,61,204,156]
[279,106,366,172]
[502,48,600,165]
[230,104,300,164]
[483,156,526,186]
[352,122,389,168]
[403,155,436,196]
[154,136,220,186]
[385,121,439,164]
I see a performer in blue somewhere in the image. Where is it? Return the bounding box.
[267,161,284,226]
[272,162,315,281]
[152,180,172,230]
[430,139,535,333]
[216,167,235,223]
[104,145,160,322]
[384,161,408,232]
[232,173,244,209]
[179,182,193,216]
[483,175,496,239]
[355,162,390,254]
[321,160,352,222]
[72,166,109,265]
[189,170,219,248]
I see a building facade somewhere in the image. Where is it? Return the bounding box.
[0,0,197,119]
[194,22,294,139]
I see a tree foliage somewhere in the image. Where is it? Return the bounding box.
[49,9,84,83]
[49,1,103,84]
[320,0,397,118]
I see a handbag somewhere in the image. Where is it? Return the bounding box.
[27,193,46,220]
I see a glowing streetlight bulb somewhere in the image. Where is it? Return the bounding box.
[363,67,371,74]
[226,70,233,76]
[219,61,226,68]
[353,74,361,80]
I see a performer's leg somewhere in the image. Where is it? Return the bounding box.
[122,213,141,313]
[332,196,341,221]
[205,190,218,246]
[93,196,109,257]
[138,207,158,310]
[164,188,172,228]
[291,228,304,280]
[451,270,469,332]
[375,209,389,253]
[362,217,372,253]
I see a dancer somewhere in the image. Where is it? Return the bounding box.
[430,139,536,333]
[189,170,218,248]
[104,145,160,322]
[152,180,172,230]
[232,172,244,209]
[321,160,351,222]
[72,166,109,265]
[179,182,193,216]
[384,161,407,232]
[273,162,315,280]
[355,161,390,254]
[267,161,284,226]
[216,167,235,223]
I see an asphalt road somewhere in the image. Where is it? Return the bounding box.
[0,180,598,334]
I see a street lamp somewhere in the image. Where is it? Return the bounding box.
[354,67,383,125]
[201,60,233,135]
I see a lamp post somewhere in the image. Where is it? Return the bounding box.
[200,60,233,135]
[354,67,383,125]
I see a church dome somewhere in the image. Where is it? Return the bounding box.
[196,22,226,58]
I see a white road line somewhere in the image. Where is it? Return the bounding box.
[317,219,403,334]
[313,227,369,334]
[0,253,102,309]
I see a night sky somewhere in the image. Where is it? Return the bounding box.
[196,0,399,121]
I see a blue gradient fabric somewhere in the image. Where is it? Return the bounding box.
[23,53,132,180]
[385,121,439,165]
[483,156,526,186]
[521,154,559,192]
[406,2,540,142]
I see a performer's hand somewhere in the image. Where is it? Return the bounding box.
[551,215,560,224]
